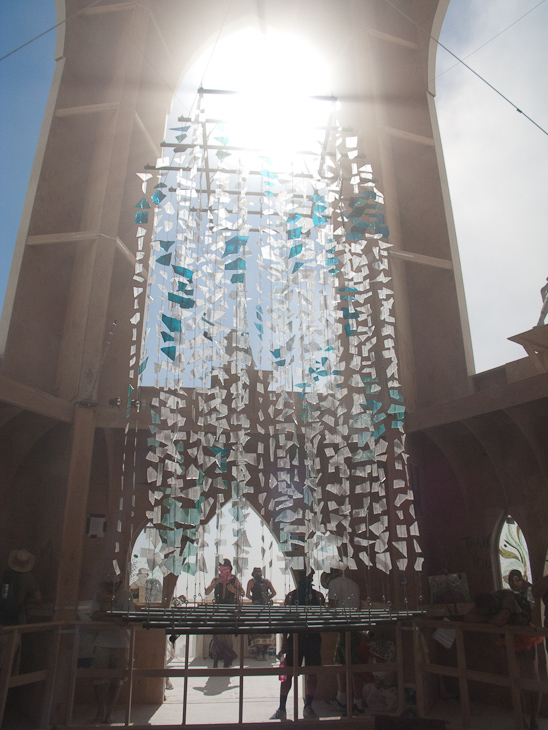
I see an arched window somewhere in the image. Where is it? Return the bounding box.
[173,498,290,602]
[497,515,532,588]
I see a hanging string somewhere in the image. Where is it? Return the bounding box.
[434,0,547,81]
[381,0,548,137]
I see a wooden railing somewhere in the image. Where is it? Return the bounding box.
[413,619,548,730]
[0,621,63,727]
[2,621,406,728]
[3,617,547,729]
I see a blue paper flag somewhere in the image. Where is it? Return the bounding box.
[158,240,175,251]
[156,253,172,266]
[225,257,246,271]
[289,244,303,258]
[168,293,195,308]
[223,236,248,257]
[172,265,193,281]
[162,314,182,332]
[161,346,176,361]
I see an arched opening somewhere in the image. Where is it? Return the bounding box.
[129,499,290,609]
[497,514,533,589]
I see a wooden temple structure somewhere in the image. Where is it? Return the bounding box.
[1,1,547,728]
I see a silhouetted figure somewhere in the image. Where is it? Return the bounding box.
[270,571,325,720]
[536,277,548,326]
[90,571,134,724]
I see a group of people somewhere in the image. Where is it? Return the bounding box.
[201,560,396,720]
[204,560,276,666]
[269,568,397,720]
[465,568,548,730]
[5,550,548,726]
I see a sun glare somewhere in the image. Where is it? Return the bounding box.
[176,27,333,163]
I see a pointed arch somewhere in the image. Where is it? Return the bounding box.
[497,514,533,589]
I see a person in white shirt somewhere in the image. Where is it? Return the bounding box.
[326,569,364,716]
[90,571,134,724]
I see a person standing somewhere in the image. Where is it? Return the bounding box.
[247,567,276,605]
[205,559,244,668]
[246,567,276,660]
[0,549,42,678]
[508,569,534,620]
[90,571,134,724]
[536,277,548,326]
[466,590,542,730]
[270,571,325,720]
[205,559,244,606]
[326,568,364,715]
[0,549,42,626]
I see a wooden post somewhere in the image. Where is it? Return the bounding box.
[412,621,426,717]
[345,630,352,717]
[51,404,96,726]
[505,627,525,730]
[396,623,405,714]
[182,634,189,725]
[66,624,80,727]
[0,629,19,726]
[54,404,97,621]
[40,624,62,728]
[455,624,471,728]
[238,634,245,723]
[124,624,135,726]
[293,633,299,720]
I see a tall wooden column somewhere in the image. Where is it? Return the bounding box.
[54,404,97,621]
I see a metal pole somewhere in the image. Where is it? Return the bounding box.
[182,634,190,726]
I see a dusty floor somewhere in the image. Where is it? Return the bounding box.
[69,656,547,729]
[3,655,547,728]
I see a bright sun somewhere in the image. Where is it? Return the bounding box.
[176,27,333,162]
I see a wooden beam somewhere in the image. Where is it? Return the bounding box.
[368,28,419,50]
[54,405,97,620]
[406,371,548,433]
[0,376,73,422]
[84,2,135,15]
[26,231,135,265]
[135,111,162,157]
[55,102,119,117]
[383,126,435,146]
[390,249,453,270]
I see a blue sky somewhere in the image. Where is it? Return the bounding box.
[0,0,546,373]
[0,1,56,304]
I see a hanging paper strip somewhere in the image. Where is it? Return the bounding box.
[129,94,422,580]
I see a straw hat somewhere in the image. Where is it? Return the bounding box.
[369,639,396,663]
[8,549,36,573]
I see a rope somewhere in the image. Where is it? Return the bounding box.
[381,0,548,137]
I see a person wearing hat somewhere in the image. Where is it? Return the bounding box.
[1,549,42,626]
[205,559,244,605]
[0,549,42,683]
[90,570,134,724]
[205,559,244,668]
